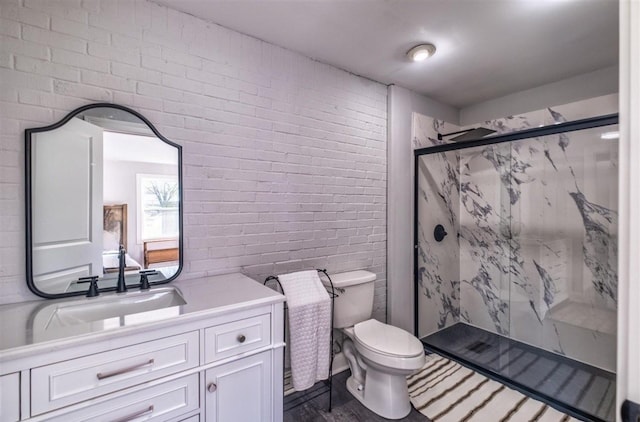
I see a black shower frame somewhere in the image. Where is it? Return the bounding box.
[412,113,619,421]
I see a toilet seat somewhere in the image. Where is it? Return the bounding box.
[353,319,424,358]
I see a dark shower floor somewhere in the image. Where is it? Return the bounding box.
[421,323,616,422]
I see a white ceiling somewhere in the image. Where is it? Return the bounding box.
[156,0,618,108]
[103,131,178,165]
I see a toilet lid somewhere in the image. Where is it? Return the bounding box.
[353,319,424,358]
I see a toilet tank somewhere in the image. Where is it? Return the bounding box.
[320,270,376,329]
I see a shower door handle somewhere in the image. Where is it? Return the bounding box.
[622,399,640,422]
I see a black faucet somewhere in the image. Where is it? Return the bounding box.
[116,244,128,293]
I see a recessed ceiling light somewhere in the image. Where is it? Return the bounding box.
[600,131,619,139]
[407,44,436,62]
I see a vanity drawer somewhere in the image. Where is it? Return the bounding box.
[0,372,20,422]
[204,313,271,363]
[46,374,199,422]
[31,331,199,415]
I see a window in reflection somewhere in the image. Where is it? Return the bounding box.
[138,174,179,241]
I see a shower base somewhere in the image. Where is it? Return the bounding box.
[421,323,615,422]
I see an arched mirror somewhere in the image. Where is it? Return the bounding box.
[25,103,183,298]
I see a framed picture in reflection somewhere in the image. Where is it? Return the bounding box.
[103,204,127,251]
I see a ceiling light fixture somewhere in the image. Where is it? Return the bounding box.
[407,43,436,62]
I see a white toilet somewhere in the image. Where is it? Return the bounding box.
[321,270,425,419]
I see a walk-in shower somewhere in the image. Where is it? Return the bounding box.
[414,113,618,422]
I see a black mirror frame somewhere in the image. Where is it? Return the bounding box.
[25,103,183,299]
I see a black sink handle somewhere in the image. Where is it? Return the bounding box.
[77,276,100,297]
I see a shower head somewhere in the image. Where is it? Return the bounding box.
[437,127,497,142]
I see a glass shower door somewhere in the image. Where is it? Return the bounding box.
[505,125,618,420]
[507,125,618,369]
[416,120,618,421]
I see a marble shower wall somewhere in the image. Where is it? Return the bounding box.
[413,115,461,337]
[414,94,618,371]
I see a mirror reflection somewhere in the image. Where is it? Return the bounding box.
[27,105,182,297]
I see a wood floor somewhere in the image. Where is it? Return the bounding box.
[283,370,430,422]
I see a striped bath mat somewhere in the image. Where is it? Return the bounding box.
[407,354,581,422]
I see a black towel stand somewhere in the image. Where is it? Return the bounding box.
[264,269,337,412]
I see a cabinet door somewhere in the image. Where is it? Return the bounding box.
[205,351,272,422]
[0,373,19,422]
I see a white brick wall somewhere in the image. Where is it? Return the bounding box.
[0,0,388,320]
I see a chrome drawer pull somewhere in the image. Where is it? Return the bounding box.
[96,359,155,380]
[114,405,154,422]
[237,334,246,343]
[208,382,217,393]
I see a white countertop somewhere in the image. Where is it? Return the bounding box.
[0,273,284,363]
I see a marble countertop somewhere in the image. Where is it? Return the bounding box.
[0,273,284,362]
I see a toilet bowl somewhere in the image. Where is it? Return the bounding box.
[321,271,425,419]
[342,319,425,419]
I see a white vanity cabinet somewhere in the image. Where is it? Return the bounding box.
[0,274,285,422]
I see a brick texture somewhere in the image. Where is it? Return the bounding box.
[0,0,387,321]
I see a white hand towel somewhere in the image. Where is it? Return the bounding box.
[278,270,331,391]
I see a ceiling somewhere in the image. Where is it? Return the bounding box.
[156,0,618,108]
[103,132,178,165]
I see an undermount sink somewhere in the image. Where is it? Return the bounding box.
[40,287,187,331]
